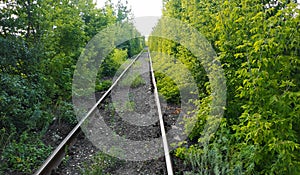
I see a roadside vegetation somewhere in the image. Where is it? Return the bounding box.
[0,0,144,174]
[149,0,300,174]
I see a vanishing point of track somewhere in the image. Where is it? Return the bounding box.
[34,49,174,175]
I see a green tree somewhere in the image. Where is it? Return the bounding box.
[149,0,300,174]
[0,0,144,173]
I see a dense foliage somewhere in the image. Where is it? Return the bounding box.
[149,0,300,174]
[0,0,144,173]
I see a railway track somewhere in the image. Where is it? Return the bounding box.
[35,49,176,175]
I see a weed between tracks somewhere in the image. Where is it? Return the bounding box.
[81,151,121,175]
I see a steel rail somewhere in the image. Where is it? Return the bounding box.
[148,49,174,175]
[34,50,144,175]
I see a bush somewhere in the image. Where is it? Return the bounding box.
[0,132,52,174]
[99,49,128,78]
[95,80,113,92]
[55,100,77,124]
[0,73,53,133]
[155,72,180,104]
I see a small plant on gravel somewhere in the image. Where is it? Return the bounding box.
[130,74,146,88]
[106,103,117,118]
[132,60,142,68]
[109,146,125,160]
[81,151,119,175]
[124,101,135,112]
[62,146,71,166]
[120,73,145,88]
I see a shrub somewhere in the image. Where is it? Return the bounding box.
[95,80,113,92]
[55,100,77,125]
[0,132,52,174]
[155,72,180,104]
